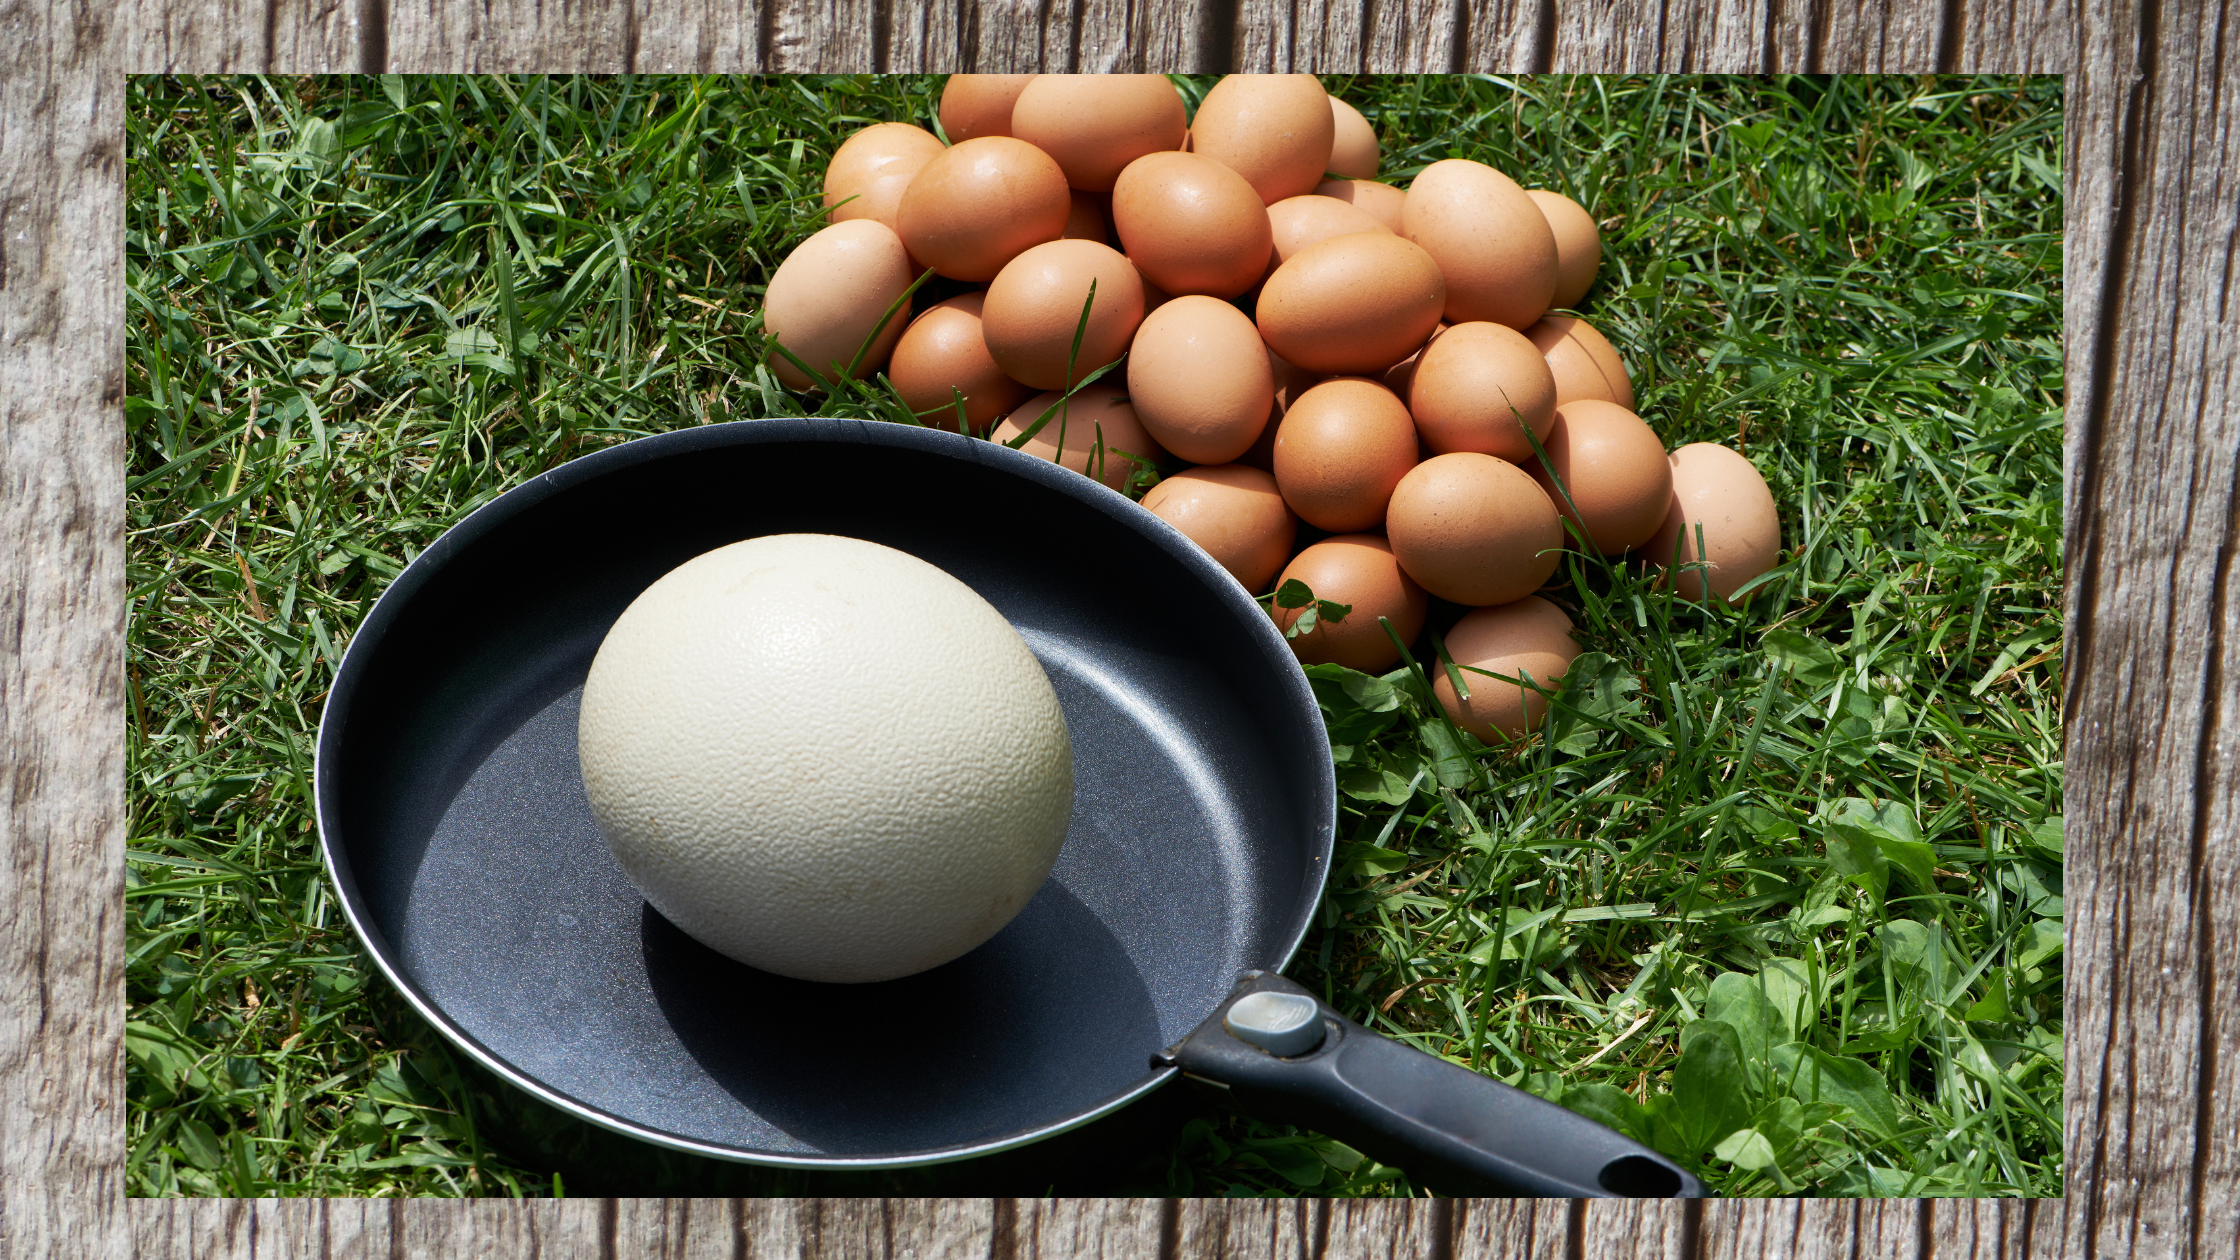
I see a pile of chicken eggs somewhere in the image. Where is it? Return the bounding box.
[760,73,1781,744]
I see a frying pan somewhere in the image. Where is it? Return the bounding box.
[315,416,1702,1198]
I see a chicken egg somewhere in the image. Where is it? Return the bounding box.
[1403,159,1559,330]
[897,137,1071,281]
[823,123,946,236]
[981,239,1145,391]
[1111,151,1272,299]
[990,390,1166,492]
[1257,233,1444,375]
[1271,377,1417,532]
[1431,597,1582,742]
[1265,195,1393,275]
[1524,316,1634,409]
[1647,443,1782,603]
[938,74,1036,142]
[1010,74,1188,192]
[1528,400,1672,555]
[1407,321,1559,462]
[1526,190,1602,311]
[1190,74,1338,205]
[887,293,1033,433]
[1314,179,1406,233]
[1271,535,1428,673]
[1126,296,1274,465]
[1327,96,1379,179]
[1139,465,1296,593]
[1385,452,1563,606]
[762,219,916,391]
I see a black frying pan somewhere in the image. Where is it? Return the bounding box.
[315,417,1701,1197]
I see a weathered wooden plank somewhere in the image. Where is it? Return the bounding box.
[612,1197,743,1260]
[1452,1198,1567,1259]
[1010,1197,1168,1258]
[2061,0,2240,1254]
[1,1,128,1257]
[1695,1200,1930,1260]
[382,0,632,70]
[1548,0,1778,72]
[1170,1197,1315,1259]
[1576,1200,1693,1259]
[1456,0,1555,71]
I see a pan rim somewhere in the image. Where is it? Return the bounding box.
[312,415,1338,1170]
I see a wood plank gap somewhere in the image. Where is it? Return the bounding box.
[1564,1199,1584,1260]
[358,0,388,70]
[1158,1197,1181,1260]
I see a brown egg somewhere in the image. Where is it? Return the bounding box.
[1315,179,1406,232]
[763,220,915,391]
[1111,151,1272,299]
[1140,465,1296,593]
[1258,233,1444,375]
[1126,296,1274,464]
[1647,443,1781,603]
[1408,321,1559,461]
[1010,74,1188,192]
[897,137,1072,281]
[823,123,946,236]
[1064,190,1113,245]
[1524,316,1633,409]
[938,74,1036,142]
[1527,190,1601,310]
[1432,597,1582,742]
[1327,97,1379,179]
[1272,535,1427,672]
[1385,453,1563,605]
[980,239,1146,391]
[1404,159,1559,329]
[887,294,1033,433]
[991,390,1167,492]
[1528,400,1672,555]
[1380,322,1446,398]
[1190,74,1338,205]
[1271,378,1417,532]
[1265,196,1392,274]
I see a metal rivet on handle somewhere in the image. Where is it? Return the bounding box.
[1223,991,1327,1057]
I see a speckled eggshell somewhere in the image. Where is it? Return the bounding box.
[1271,535,1428,672]
[823,123,947,236]
[1647,443,1782,603]
[1271,377,1418,532]
[1139,465,1296,592]
[763,219,915,391]
[1403,159,1559,330]
[887,294,1034,433]
[1327,97,1379,179]
[1010,74,1188,192]
[1407,321,1559,461]
[1525,316,1633,409]
[1432,597,1582,742]
[1257,233,1444,375]
[981,239,1146,392]
[897,137,1072,281]
[990,390,1167,492]
[1111,151,1273,299]
[1315,179,1406,232]
[1126,296,1274,464]
[1385,452,1563,605]
[1265,195,1392,275]
[938,74,1036,142]
[1526,190,1602,311]
[1190,74,1338,205]
[1529,399,1672,555]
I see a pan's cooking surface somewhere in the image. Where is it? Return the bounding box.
[318,419,1335,1163]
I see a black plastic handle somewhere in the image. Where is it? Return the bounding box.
[1154,972,1705,1198]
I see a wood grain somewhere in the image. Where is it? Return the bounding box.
[27,0,2237,1256]
[1,0,129,1256]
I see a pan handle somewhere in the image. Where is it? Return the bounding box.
[1153,971,1705,1198]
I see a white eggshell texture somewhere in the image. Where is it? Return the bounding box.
[577,534,1075,984]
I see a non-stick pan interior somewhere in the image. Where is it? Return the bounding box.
[317,418,1335,1165]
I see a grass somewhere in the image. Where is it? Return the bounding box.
[124,73,2063,1198]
